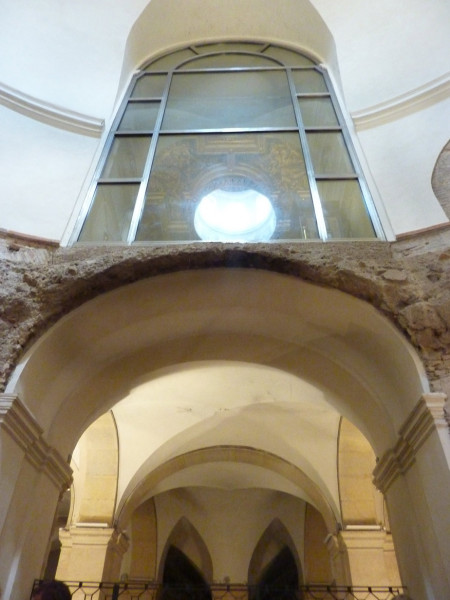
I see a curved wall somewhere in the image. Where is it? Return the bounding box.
[0,0,449,241]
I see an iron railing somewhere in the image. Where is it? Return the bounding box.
[32,581,409,600]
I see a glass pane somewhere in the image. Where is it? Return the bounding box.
[298,97,338,127]
[317,180,376,239]
[131,75,168,98]
[179,53,277,70]
[263,46,315,66]
[195,42,264,54]
[307,132,354,175]
[118,102,160,131]
[161,71,297,130]
[79,184,139,242]
[291,69,327,93]
[145,48,197,71]
[101,136,151,179]
[135,132,318,242]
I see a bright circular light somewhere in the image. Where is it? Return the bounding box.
[194,188,276,242]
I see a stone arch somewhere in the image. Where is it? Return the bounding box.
[1,266,448,600]
[158,517,213,584]
[248,518,303,587]
[0,245,437,397]
[116,446,338,534]
[8,269,426,457]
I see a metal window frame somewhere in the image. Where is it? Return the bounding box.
[72,43,384,245]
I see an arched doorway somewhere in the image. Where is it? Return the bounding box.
[249,519,303,600]
[252,546,299,600]
[162,546,212,600]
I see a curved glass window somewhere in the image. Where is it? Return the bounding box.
[76,42,383,244]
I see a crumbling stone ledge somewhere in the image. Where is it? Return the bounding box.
[1,229,449,397]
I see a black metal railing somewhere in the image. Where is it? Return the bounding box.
[32,581,409,600]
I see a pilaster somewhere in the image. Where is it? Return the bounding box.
[0,394,72,492]
[57,525,129,582]
[372,392,450,600]
[0,394,73,600]
[373,393,448,493]
[339,529,401,586]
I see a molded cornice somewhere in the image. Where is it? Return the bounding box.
[2,74,448,136]
[373,393,448,493]
[0,394,72,490]
[0,393,42,449]
[0,82,104,137]
[352,74,450,130]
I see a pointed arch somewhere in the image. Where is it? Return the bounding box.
[248,519,303,593]
[158,517,213,585]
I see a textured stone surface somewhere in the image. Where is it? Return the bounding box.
[1,227,450,398]
[432,139,450,219]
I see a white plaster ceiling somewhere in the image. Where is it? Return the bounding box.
[112,361,341,515]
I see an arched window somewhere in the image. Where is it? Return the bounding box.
[75,42,383,244]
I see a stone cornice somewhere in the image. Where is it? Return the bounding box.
[352,73,450,131]
[0,394,72,491]
[373,393,448,493]
[60,526,129,555]
[0,82,104,137]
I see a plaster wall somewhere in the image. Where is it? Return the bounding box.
[312,0,450,111]
[0,0,147,116]
[0,105,100,241]
[2,0,447,113]
[0,0,449,242]
[356,98,450,234]
[112,364,341,511]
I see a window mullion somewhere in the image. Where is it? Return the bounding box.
[126,72,173,244]
[286,68,328,241]
[320,67,385,239]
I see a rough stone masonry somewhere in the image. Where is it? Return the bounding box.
[1,227,450,402]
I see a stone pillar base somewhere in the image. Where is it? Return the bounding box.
[56,525,128,582]
[340,528,401,587]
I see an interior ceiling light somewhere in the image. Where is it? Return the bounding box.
[194,188,276,242]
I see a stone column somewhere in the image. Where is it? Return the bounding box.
[57,525,129,582]
[0,394,72,600]
[373,393,450,600]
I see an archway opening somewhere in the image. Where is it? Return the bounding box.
[5,269,428,598]
[162,546,212,600]
[252,546,299,600]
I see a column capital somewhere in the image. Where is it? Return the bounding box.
[373,393,448,493]
[0,393,42,449]
[0,393,72,492]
